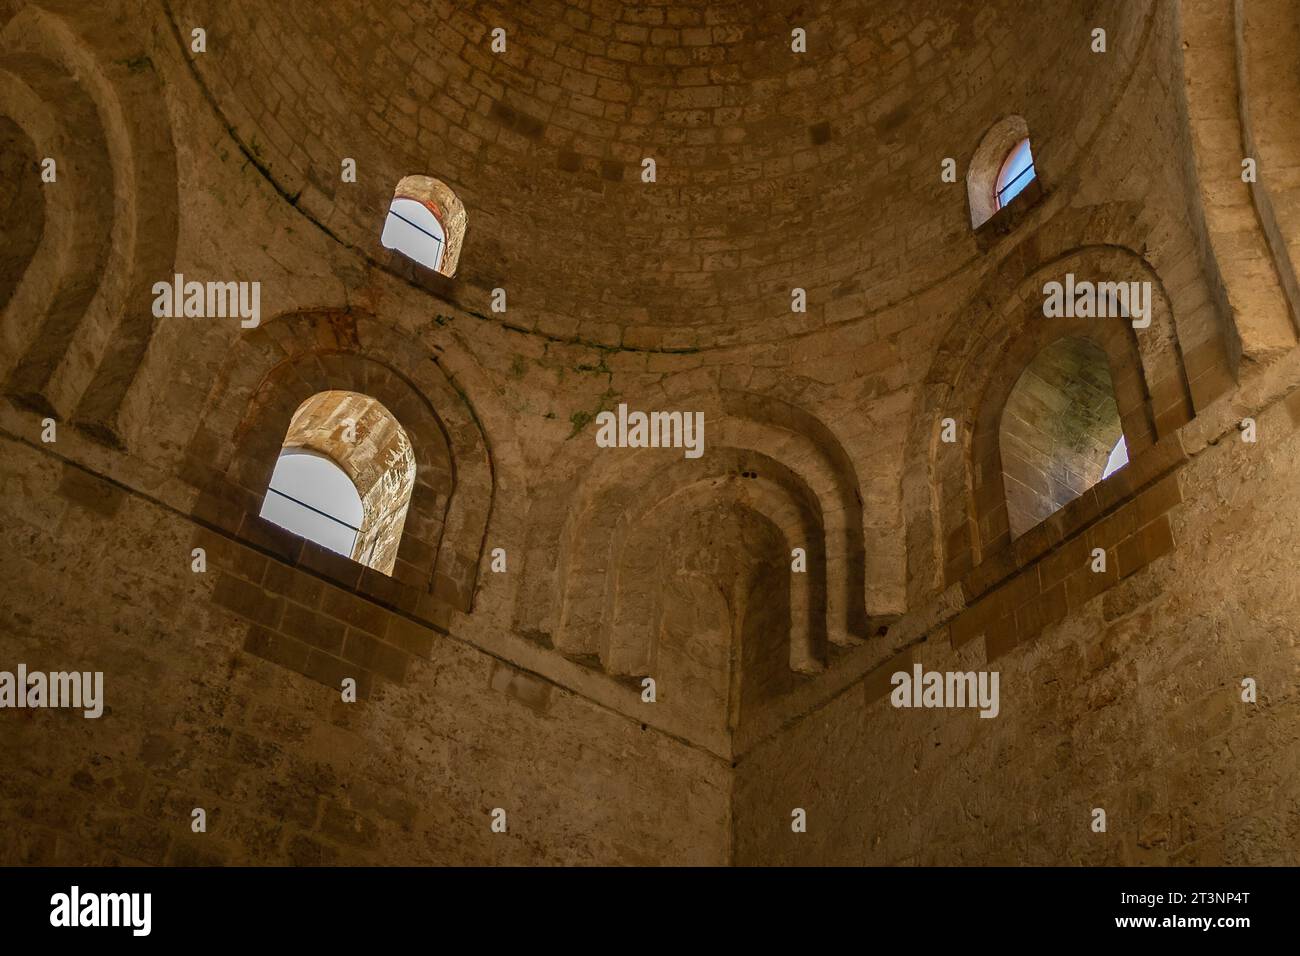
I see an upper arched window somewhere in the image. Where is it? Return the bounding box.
[967,115,1036,229]
[994,138,1036,211]
[380,175,466,277]
[258,390,416,574]
[999,336,1124,538]
[382,197,447,272]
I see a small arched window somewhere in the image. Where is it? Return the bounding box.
[967,115,1036,229]
[258,390,416,574]
[380,175,466,277]
[994,138,1036,211]
[999,337,1124,538]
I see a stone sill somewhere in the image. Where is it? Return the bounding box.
[960,430,1188,606]
[974,177,1046,253]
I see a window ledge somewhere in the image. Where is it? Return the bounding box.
[961,430,1188,604]
[974,178,1046,252]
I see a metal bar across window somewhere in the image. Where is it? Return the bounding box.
[265,486,360,531]
[386,208,446,248]
[996,162,1037,205]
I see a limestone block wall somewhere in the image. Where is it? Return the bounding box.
[0,0,1297,867]
[0,438,729,865]
[732,382,1300,865]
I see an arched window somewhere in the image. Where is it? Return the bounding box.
[967,115,1036,229]
[999,337,1124,538]
[381,197,446,272]
[380,175,466,277]
[994,138,1036,211]
[258,390,416,574]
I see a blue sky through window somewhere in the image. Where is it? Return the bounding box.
[995,138,1036,209]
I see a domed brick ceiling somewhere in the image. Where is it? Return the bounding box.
[170,0,1152,349]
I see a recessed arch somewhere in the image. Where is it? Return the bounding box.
[516,388,875,669]
[560,448,828,677]
[0,116,43,323]
[0,4,180,447]
[188,309,494,611]
[904,242,1200,600]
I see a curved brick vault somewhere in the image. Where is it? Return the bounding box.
[0,0,1297,868]
[163,0,1157,349]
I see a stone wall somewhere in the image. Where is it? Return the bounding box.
[0,438,729,865]
[733,385,1300,865]
[0,0,1297,866]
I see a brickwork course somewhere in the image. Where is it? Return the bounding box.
[0,0,1297,866]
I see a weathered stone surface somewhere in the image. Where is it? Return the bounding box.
[0,0,1296,867]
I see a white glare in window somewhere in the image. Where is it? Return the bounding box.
[381,197,446,271]
[1101,434,1129,479]
[259,449,363,557]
